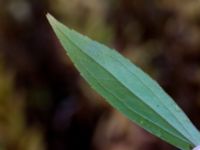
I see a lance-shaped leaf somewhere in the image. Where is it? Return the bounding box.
[47,14,200,150]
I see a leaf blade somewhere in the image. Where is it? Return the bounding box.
[47,13,200,150]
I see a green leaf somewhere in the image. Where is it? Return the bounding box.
[46,13,200,150]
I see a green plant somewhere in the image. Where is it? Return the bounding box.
[47,13,200,150]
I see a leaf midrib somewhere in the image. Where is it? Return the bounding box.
[53,24,192,145]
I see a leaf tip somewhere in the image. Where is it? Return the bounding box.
[46,13,57,27]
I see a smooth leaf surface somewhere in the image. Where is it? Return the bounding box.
[47,14,200,150]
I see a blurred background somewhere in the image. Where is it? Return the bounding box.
[1,0,200,150]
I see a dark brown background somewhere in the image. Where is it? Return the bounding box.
[0,0,200,150]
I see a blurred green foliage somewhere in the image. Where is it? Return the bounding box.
[0,59,44,150]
